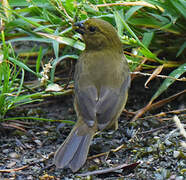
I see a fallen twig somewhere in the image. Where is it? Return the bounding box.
[88,152,109,160]
[138,123,175,135]
[131,71,186,82]
[1,123,26,132]
[95,1,163,11]
[132,89,186,121]
[88,144,128,161]
[0,165,29,173]
[77,162,140,177]
[139,109,186,120]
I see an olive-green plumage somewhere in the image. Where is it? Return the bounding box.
[54,18,130,172]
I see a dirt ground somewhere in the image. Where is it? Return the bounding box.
[0,76,185,180]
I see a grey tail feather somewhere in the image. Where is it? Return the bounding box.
[53,125,94,172]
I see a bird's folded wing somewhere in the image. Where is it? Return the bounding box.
[75,75,130,130]
[75,86,97,127]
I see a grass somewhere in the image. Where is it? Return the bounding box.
[0,0,185,120]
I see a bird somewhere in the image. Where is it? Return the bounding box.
[54,18,130,172]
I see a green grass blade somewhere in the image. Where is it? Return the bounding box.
[142,32,154,48]
[115,11,161,62]
[3,116,74,123]
[125,6,143,21]
[114,10,124,36]
[8,57,39,77]
[170,0,186,19]
[16,68,24,96]
[151,63,186,102]
[36,46,43,74]
[10,10,54,34]
[2,37,54,45]
[53,30,59,59]
[176,42,186,57]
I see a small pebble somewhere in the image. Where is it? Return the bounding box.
[173,151,180,158]
[9,152,20,159]
[7,161,16,168]
[2,149,9,154]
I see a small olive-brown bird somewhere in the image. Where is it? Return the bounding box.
[54,18,130,172]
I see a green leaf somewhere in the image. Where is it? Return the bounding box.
[176,42,186,57]
[3,116,74,123]
[65,0,75,16]
[129,16,180,34]
[115,11,162,63]
[170,0,186,19]
[8,57,38,77]
[53,30,59,59]
[6,0,49,7]
[16,68,24,96]
[142,32,154,48]
[151,63,186,102]
[2,37,54,45]
[125,6,143,21]
[10,10,54,33]
[36,46,43,73]
[114,10,124,36]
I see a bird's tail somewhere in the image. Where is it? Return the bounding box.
[53,122,95,172]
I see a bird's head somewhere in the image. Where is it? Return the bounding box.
[73,18,122,51]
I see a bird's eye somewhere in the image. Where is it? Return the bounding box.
[88,26,96,32]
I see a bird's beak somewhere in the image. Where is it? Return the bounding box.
[73,20,85,35]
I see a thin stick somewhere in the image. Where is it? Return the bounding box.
[96,2,163,11]
[0,165,29,173]
[77,162,140,177]
[131,71,186,81]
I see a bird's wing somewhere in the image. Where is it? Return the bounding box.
[75,75,130,130]
[96,74,130,130]
[74,86,98,127]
